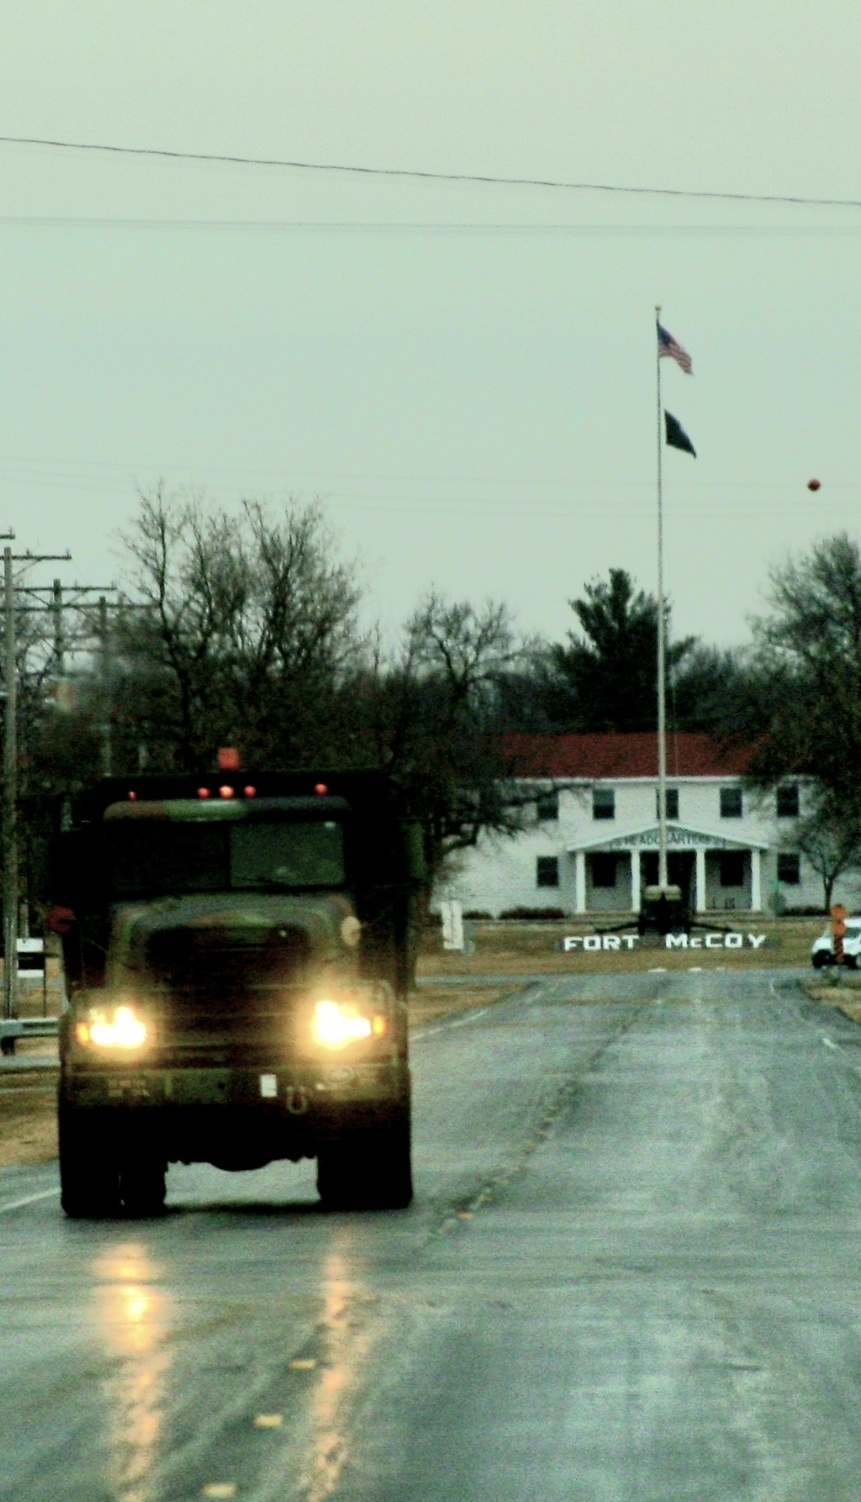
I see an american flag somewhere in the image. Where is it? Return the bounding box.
[657,322,693,374]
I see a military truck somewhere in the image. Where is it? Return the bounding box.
[50,767,423,1218]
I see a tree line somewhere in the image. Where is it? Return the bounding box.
[13,489,861,910]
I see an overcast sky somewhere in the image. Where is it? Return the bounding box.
[1,2,859,653]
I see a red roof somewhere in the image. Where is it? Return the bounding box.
[505,732,751,780]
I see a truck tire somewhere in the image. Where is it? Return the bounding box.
[119,1153,168,1217]
[59,1105,121,1219]
[317,1099,413,1212]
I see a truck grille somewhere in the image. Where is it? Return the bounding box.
[141,924,311,1062]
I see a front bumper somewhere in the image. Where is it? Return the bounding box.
[62,1057,403,1111]
[60,1057,409,1161]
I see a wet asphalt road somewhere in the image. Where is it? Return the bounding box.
[4,968,861,1500]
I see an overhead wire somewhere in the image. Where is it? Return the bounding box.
[0,132,859,210]
[1,217,861,234]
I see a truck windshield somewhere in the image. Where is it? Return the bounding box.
[106,819,346,896]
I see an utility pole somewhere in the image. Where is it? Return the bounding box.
[0,536,16,1024]
[24,581,118,766]
[2,545,72,1024]
[98,595,112,776]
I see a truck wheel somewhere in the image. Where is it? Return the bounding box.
[317,1100,413,1212]
[366,1110,413,1209]
[315,1141,355,1209]
[58,1105,121,1219]
[119,1154,168,1218]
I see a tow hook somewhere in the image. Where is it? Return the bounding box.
[286,1085,310,1115]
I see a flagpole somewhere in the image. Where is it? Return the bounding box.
[655,304,668,892]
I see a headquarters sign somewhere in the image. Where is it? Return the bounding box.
[597,825,743,852]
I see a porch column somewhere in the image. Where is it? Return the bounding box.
[630,849,641,913]
[574,850,586,914]
[750,848,762,911]
[695,847,706,913]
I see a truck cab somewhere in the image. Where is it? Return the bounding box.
[52,769,422,1217]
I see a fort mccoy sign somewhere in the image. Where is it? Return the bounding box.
[564,932,767,952]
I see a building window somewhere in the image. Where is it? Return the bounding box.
[591,854,617,888]
[777,852,800,884]
[720,787,743,819]
[776,784,799,818]
[719,852,745,887]
[536,856,559,888]
[592,787,615,820]
[656,787,679,820]
[535,790,559,822]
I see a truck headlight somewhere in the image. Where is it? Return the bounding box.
[76,1004,149,1050]
[310,998,387,1050]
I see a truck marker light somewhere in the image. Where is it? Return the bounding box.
[197,786,211,799]
[243,785,257,797]
[314,782,328,795]
[218,785,235,799]
[127,790,137,801]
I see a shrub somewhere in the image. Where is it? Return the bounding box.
[498,906,566,921]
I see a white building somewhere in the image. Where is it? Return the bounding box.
[441,732,850,918]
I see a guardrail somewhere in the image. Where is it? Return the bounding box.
[0,1017,59,1056]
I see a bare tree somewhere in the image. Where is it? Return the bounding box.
[364,591,532,877]
[111,488,366,770]
[789,800,861,912]
[745,534,861,840]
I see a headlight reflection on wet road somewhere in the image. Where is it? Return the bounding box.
[92,1243,173,1502]
[300,1236,378,1502]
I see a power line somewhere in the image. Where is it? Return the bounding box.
[0,132,859,210]
[1,216,860,234]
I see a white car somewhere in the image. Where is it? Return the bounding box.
[811,918,861,969]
